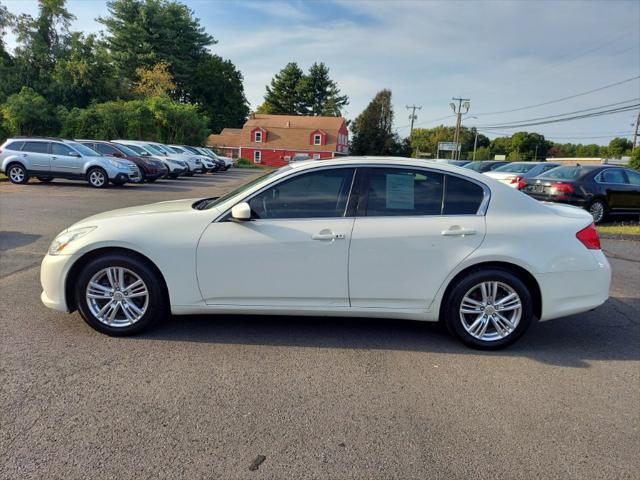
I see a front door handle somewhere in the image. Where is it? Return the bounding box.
[312,229,344,241]
[442,227,477,237]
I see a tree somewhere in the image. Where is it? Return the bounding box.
[508,132,547,160]
[607,137,632,158]
[1,86,56,135]
[410,125,489,159]
[262,62,304,115]
[99,0,215,100]
[190,53,249,132]
[351,89,404,156]
[297,62,348,116]
[133,61,176,97]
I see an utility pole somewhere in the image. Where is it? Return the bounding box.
[633,110,640,150]
[450,97,470,160]
[472,130,478,160]
[534,144,539,161]
[406,105,422,157]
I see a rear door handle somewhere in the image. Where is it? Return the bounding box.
[312,229,345,241]
[442,227,477,237]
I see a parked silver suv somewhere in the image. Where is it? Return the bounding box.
[0,138,141,188]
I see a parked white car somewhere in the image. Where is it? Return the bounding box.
[40,157,611,348]
[111,140,187,178]
[484,162,561,188]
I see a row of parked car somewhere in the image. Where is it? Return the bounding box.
[435,159,640,223]
[0,137,234,188]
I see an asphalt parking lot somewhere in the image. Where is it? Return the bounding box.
[1,172,638,479]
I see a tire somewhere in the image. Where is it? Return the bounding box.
[6,163,29,184]
[444,268,534,349]
[75,253,167,336]
[146,178,157,183]
[169,172,180,179]
[588,199,607,224]
[185,172,195,177]
[36,176,54,183]
[87,167,109,188]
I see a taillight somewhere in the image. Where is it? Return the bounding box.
[576,223,601,250]
[510,176,522,184]
[517,179,527,189]
[552,182,574,194]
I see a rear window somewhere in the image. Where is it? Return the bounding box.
[22,141,49,154]
[443,175,485,215]
[539,166,591,180]
[493,162,537,174]
[4,141,24,151]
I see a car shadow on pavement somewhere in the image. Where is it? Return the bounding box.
[25,180,193,193]
[0,231,41,251]
[137,296,639,369]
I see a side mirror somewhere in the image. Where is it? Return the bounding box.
[231,202,252,221]
[112,152,124,158]
[69,151,81,157]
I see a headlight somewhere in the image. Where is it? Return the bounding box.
[109,159,126,168]
[48,227,96,255]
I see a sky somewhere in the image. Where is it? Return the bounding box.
[3,0,640,145]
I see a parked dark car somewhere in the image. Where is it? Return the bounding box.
[520,165,640,223]
[78,140,168,182]
[463,160,509,172]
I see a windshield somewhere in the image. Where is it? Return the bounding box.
[113,143,141,157]
[464,162,486,171]
[539,166,590,180]
[493,162,537,174]
[119,144,147,155]
[182,146,200,154]
[144,144,165,155]
[68,142,100,156]
[196,167,291,210]
[168,146,184,153]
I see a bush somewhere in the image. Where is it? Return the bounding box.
[236,157,260,168]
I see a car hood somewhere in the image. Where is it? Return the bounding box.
[73,198,200,226]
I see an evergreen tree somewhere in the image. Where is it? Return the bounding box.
[350,89,403,155]
[297,62,348,116]
[262,62,304,115]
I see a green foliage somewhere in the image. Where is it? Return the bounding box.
[59,96,209,144]
[607,137,633,158]
[411,126,489,159]
[351,89,407,156]
[261,62,348,116]
[629,148,640,171]
[236,157,262,168]
[1,87,57,135]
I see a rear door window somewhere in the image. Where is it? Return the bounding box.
[363,168,444,216]
[443,175,485,215]
[22,142,49,154]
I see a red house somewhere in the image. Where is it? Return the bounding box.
[207,114,349,167]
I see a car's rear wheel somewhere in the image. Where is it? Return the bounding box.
[75,254,166,336]
[7,163,29,184]
[37,176,54,183]
[146,177,157,183]
[87,167,108,188]
[169,172,180,179]
[444,269,533,349]
[588,199,606,224]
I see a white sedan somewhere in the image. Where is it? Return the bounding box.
[40,157,611,349]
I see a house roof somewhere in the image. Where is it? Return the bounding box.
[240,114,346,152]
[208,114,347,152]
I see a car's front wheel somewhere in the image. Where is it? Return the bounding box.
[87,167,108,188]
[75,253,167,336]
[444,269,534,349]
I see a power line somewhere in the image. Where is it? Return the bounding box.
[475,101,640,130]
[474,75,640,116]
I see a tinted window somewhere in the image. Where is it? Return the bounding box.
[95,143,119,155]
[599,169,626,184]
[443,175,485,215]
[248,168,355,219]
[625,170,640,186]
[540,166,591,180]
[67,142,99,156]
[540,164,559,173]
[22,142,49,154]
[493,162,536,174]
[4,141,24,151]
[364,168,443,216]
[51,143,77,156]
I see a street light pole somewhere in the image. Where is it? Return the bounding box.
[473,130,478,161]
[450,97,470,160]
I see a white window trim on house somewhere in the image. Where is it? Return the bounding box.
[254,150,261,163]
[255,131,262,143]
[313,154,321,160]
[313,134,322,145]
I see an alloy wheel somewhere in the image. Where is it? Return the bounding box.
[86,267,149,327]
[459,281,522,342]
[89,170,106,187]
[589,201,605,223]
[9,166,25,183]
